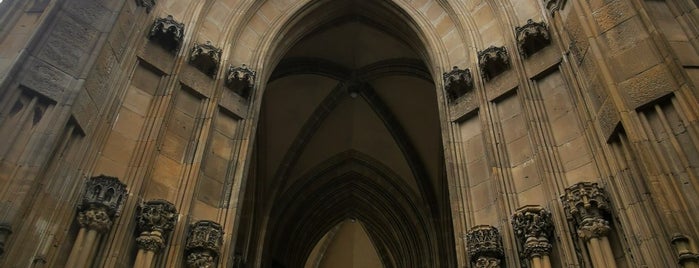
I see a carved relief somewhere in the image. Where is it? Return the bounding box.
[515,19,551,58]
[512,206,554,259]
[185,220,223,268]
[148,15,185,53]
[136,0,156,13]
[190,41,222,77]
[561,182,612,241]
[135,200,178,252]
[226,64,256,99]
[478,46,510,81]
[443,66,474,101]
[465,225,504,267]
[77,175,127,233]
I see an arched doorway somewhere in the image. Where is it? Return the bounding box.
[236,1,455,267]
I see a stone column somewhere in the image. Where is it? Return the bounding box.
[65,175,127,267]
[561,182,616,268]
[133,200,178,268]
[512,205,554,268]
[672,234,699,268]
[465,225,505,268]
[185,220,223,268]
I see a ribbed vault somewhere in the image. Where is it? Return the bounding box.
[237,1,456,267]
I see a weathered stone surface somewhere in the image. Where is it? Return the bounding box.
[619,64,676,109]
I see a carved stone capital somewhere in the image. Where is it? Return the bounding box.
[465,225,504,266]
[190,41,222,77]
[226,64,256,98]
[671,234,699,265]
[185,220,223,267]
[77,205,113,233]
[576,218,611,241]
[515,19,551,57]
[136,231,166,253]
[135,0,156,13]
[0,224,11,256]
[79,175,127,217]
[512,205,554,258]
[149,15,185,53]
[561,182,610,224]
[443,66,474,101]
[478,46,510,81]
[543,0,567,16]
[137,199,178,234]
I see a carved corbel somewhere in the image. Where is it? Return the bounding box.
[77,175,127,233]
[135,199,178,253]
[512,205,554,260]
[185,220,224,268]
[226,64,256,99]
[190,41,222,77]
[478,46,510,81]
[443,66,474,101]
[148,15,185,53]
[515,19,551,58]
[466,225,505,268]
[135,0,156,13]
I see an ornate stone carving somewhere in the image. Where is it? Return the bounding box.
[543,0,567,15]
[226,64,256,98]
[185,220,223,268]
[0,224,11,256]
[465,225,504,267]
[515,19,551,57]
[672,234,699,265]
[148,15,185,53]
[80,175,127,218]
[190,41,222,77]
[478,46,510,81]
[561,182,612,241]
[135,199,177,252]
[136,0,156,13]
[512,205,554,259]
[77,206,113,233]
[443,66,474,101]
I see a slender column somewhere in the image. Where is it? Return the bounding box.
[465,225,505,268]
[65,175,127,267]
[512,205,554,268]
[133,200,178,268]
[185,220,223,268]
[672,234,699,268]
[561,182,617,268]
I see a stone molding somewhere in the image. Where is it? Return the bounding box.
[443,66,474,101]
[515,19,551,57]
[135,0,156,13]
[671,234,699,265]
[226,64,256,99]
[512,205,554,258]
[148,15,185,53]
[190,41,222,77]
[185,220,224,268]
[135,199,177,252]
[465,225,504,267]
[478,46,510,81]
[561,182,612,241]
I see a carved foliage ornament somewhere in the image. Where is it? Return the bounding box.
[466,225,504,267]
[443,66,474,101]
[149,15,185,53]
[512,206,554,258]
[515,19,551,58]
[185,220,223,268]
[135,0,156,13]
[226,64,256,99]
[190,41,222,77]
[135,199,177,252]
[561,182,612,241]
[478,46,510,81]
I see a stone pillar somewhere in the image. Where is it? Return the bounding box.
[512,205,554,268]
[65,175,127,267]
[561,182,616,268]
[672,234,699,268]
[0,223,11,257]
[465,225,504,268]
[133,200,178,268]
[185,220,223,268]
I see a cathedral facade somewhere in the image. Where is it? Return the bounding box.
[0,0,698,267]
